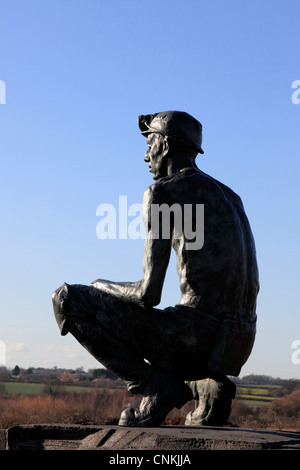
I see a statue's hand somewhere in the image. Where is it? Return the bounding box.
[90,279,127,294]
[90,279,106,290]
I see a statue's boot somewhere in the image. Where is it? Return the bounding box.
[185,376,236,426]
[119,370,193,427]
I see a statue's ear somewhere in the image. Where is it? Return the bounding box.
[162,136,170,157]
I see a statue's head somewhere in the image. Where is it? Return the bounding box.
[138,111,204,180]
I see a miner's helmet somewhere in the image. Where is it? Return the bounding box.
[138,111,204,154]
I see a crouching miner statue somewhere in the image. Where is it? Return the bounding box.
[52,111,259,426]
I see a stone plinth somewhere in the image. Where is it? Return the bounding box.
[1,424,300,451]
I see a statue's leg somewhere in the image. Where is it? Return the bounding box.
[185,375,236,426]
[119,369,193,427]
[118,306,218,427]
[52,283,153,392]
[52,284,216,426]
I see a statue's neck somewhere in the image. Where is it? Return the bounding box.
[167,156,197,176]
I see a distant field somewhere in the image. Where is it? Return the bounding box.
[1,382,282,408]
[236,384,282,407]
[2,382,101,396]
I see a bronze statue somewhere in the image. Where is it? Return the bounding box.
[52,111,259,426]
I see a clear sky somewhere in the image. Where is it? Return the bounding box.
[0,0,299,379]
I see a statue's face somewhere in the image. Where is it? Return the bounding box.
[144,133,168,180]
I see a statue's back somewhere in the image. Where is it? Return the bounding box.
[158,168,259,322]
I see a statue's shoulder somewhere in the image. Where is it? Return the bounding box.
[143,176,171,200]
[143,172,203,205]
[191,169,244,209]
[206,174,244,208]
[143,170,244,208]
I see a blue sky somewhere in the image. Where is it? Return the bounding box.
[0,0,300,379]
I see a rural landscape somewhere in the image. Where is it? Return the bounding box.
[1,366,300,431]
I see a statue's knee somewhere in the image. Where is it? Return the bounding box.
[52,282,69,304]
[52,283,71,335]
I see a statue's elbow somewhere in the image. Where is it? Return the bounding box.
[140,290,161,309]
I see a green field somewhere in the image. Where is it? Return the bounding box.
[235,384,281,407]
[1,382,99,396]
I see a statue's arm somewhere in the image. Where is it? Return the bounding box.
[91,185,172,308]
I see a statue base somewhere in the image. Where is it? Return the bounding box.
[1,424,300,451]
